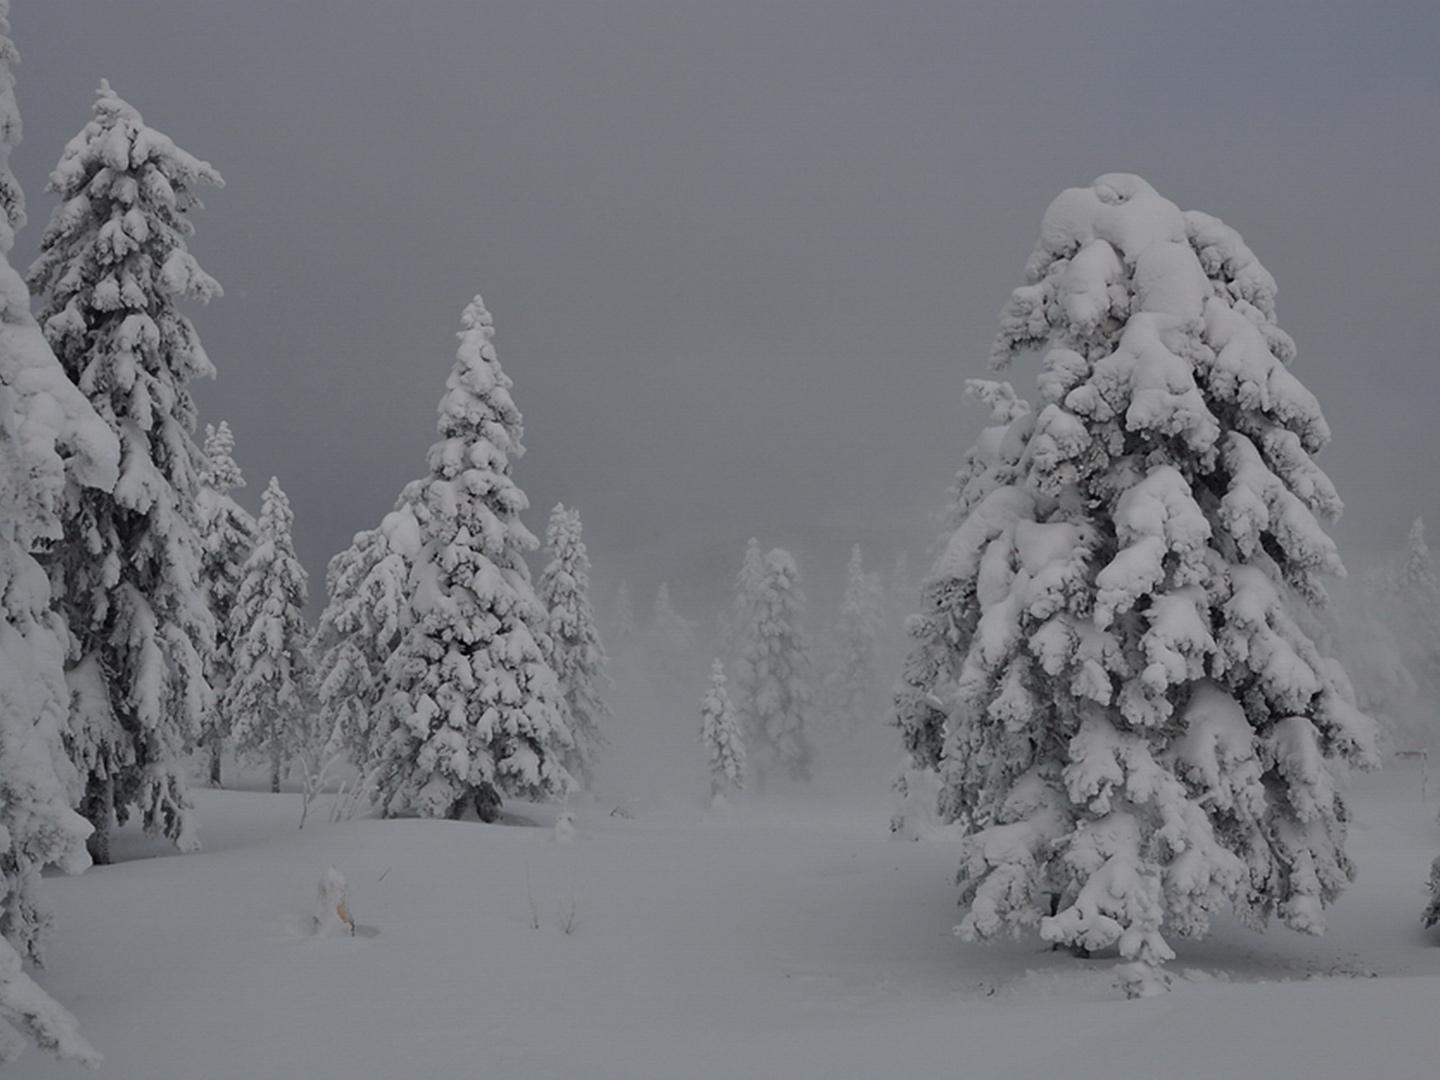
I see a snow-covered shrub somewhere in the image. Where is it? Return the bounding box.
[909,175,1376,990]
[31,81,225,861]
[313,867,354,937]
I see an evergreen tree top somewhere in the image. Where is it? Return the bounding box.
[432,293,521,456]
[30,80,225,413]
[202,420,245,493]
[256,475,298,550]
[47,80,223,204]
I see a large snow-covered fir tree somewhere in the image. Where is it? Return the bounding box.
[735,548,814,788]
[29,82,224,862]
[915,175,1375,994]
[223,478,313,793]
[313,506,417,769]
[821,545,887,736]
[699,659,746,806]
[0,5,111,1061]
[197,420,255,785]
[538,502,609,787]
[372,296,573,822]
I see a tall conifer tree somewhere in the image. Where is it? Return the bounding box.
[30,82,224,862]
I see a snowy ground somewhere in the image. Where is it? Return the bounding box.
[25,759,1440,1079]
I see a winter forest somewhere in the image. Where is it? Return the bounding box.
[2,2,1438,1077]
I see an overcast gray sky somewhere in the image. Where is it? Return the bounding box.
[13,0,1439,615]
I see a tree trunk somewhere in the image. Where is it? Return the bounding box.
[270,737,282,794]
[83,775,114,866]
[473,783,502,823]
[209,735,223,788]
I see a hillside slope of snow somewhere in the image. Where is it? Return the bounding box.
[25,764,1440,1079]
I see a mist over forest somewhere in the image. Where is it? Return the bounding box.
[1,2,1438,1077]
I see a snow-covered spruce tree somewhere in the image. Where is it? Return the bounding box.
[372,296,573,822]
[651,581,697,668]
[29,82,224,862]
[1330,565,1419,754]
[891,379,1030,832]
[313,505,417,769]
[935,175,1375,995]
[223,478,313,793]
[699,659,746,806]
[538,503,609,788]
[1395,517,1440,700]
[735,548,814,788]
[822,545,887,736]
[609,580,636,647]
[721,537,765,667]
[197,421,256,785]
[0,7,112,1060]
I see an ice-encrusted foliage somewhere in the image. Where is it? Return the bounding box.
[29,82,224,861]
[736,548,814,787]
[223,478,313,793]
[197,421,255,784]
[822,545,887,736]
[699,660,746,804]
[892,380,1030,830]
[0,6,112,1061]
[373,296,573,821]
[313,508,415,767]
[538,503,609,787]
[929,175,1374,991]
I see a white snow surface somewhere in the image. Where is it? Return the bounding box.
[21,762,1440,1079]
